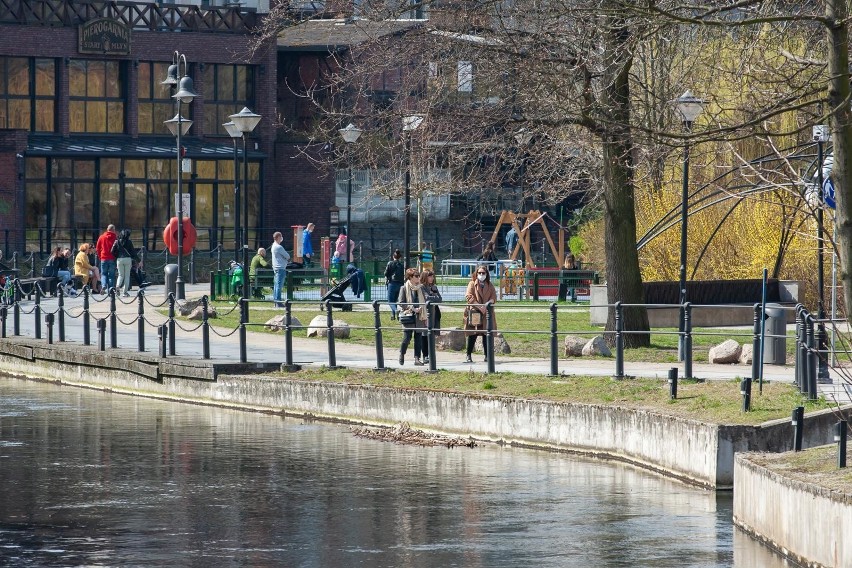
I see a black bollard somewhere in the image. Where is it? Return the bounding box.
[34,285,41,340]
[684,303,693,379]
[485,301,496,374]
[58,285,65,342]
[614,302,624,380]
[109,289,117,348]
[45,312,54,344]
[158,324,167,358]
[806,315,817,401]
[549,303,558,376]
[325,301,339,369]
[426,301,437,373]
[836,421,848,468]
[137,294,145,352]
[740,377,752,412]
[372,301,386,372]
[0,305,6,338]
[282,300,300,371]
[792,406,804,451]
[668,367,678,400]
[209,271,216,301]
[168,293,176,356]
[83,287,90,345]
[97,318,106,351]
[12,280,19,336]
[201,296,210,360]
[239,298,247,363]
[752,304,761,388]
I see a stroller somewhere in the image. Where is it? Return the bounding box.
[320,271,355,311]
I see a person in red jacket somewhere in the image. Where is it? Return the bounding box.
[95,224,118,293]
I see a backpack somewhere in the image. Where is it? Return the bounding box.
[110,238,120,257]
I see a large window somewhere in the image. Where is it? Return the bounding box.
[0,57,55,131]
[202,64,254,136]
[69,59,125,133]
[137,61,174,135]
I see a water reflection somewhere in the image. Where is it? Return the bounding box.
[0,377,787,567]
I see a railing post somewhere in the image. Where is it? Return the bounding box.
[837,421,848,468]
[797,307,808,393]
[485,301,495,373]
[34,284,41,340]
[792,406,804,451]
[614,301,624,379]
[806,315,817,401]
[286,271,294,301]
[83,287,90,345]
[794,304,804,391]
[325,300,339,369]
[740,377,752,412]
[372,300,386,371]
[684,302,693,379]
[109,289,117,348]
[168,293,176,356]
[426,301,437,373]
[532,272,540,301]
[282,300,299,371]
[195,295,207,359]
[239,298,248,363]
[97,318,106,351]
[137,293,145,352]
[45,312,54,344]
[549,302,558,376]
[209,271,216,301]
[12,280,20,336]
[158,324,167,358]
[58,285,65,342]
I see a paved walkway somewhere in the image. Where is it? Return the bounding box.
[5,283,851,403]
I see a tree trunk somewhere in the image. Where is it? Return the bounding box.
[601,4,650,347]
[826,0,852,320]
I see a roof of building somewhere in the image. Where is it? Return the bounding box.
[277,18,422,51]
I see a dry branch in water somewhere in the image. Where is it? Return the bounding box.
[350,421,477,448]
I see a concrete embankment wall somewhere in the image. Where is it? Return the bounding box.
[0,338,841,489]
[734,455,852,568]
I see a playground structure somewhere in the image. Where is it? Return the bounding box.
[488,210,566,269]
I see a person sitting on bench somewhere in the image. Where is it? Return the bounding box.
[74,244,101,293]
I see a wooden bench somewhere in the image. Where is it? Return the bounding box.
[16,277,58,299]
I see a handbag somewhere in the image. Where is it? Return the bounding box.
[467,310,482,327]
[399,311,416,325]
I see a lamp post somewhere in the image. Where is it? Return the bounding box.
[339,123,363,264]
[813,125,831,382]
[402,115,423,269]
[673,90,704,361]
[228,107,262,300]
[162,51,199,301]
[223,120,242,261]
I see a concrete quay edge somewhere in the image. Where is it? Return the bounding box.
[0,336,847,490]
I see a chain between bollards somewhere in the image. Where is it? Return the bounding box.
[372,300,386,372]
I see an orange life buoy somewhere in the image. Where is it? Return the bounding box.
[162,216,197,255]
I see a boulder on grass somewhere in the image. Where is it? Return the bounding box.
[709,339,741,364]
[187,305,216,321]
[306,314,350,339]
[739,343,753,365]
[435,328,465,351]
[264,314,303,332]
[564,335,586,357]
[178,298,205,317]
[582,336,612,357]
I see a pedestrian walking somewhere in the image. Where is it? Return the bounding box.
[271,231,290,308]
[384,249,405,320]
[464,264,498,363]
[398,268,427,366]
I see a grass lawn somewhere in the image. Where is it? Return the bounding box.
[262,366,831,426]
[746,444,852,492]
[202,300,788,364]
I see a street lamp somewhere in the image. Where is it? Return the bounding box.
[402,114,423,269]
[673,90,704,361]
[813,125,831,382]
[162,51,199,301]
[338,123,363,264]
[223,120,242,261]
[228,106,262,300]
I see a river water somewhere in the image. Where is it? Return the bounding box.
[0,376,786,567]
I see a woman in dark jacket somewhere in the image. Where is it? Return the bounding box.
[115,229,136,297]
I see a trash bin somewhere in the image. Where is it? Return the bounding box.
[164,263,177,298]
[763,303,787,365]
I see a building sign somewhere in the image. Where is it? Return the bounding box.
[79,18,131,56]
